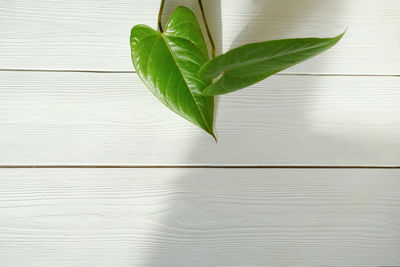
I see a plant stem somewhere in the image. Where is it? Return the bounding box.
[158,0,166,32]
[198,0,215,58]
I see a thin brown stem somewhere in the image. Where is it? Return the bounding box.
[198,0,216,58]
[158,0,166,32]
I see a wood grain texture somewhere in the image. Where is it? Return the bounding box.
[0,168,399,267]
[1,0,399,74]
[1,71,399,166]
[1,1,400,266]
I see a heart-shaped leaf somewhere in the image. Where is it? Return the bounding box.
[130,6,215,139]
[199,31,345,96]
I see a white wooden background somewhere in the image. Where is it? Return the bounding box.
[1,0,399,266]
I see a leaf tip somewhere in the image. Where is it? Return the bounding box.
[334,29,347,42]
[210,131,218,143]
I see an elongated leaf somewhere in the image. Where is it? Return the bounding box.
[130,6,215,139]
[199,31,345,96]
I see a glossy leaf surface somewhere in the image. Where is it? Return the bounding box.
[130,6,215,138]
[199,32,345,95]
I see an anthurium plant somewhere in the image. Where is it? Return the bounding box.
[130,0,345,140]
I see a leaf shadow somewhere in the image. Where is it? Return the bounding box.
[141,1,352,266]
[229,0,332,50]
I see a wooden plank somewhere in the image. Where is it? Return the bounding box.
[0,0,399,74]
[1,71,399,166]
[0,168,399,266]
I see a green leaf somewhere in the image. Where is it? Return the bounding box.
[199,31,345,96]
[130,6,215,139]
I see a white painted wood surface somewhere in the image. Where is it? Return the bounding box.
[1,169,400,267]
[1,0,400,266]
[1,0,400,74]
[1,72,399,165]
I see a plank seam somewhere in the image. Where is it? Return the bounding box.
[0,68,399,77]
[0,165,399,169]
